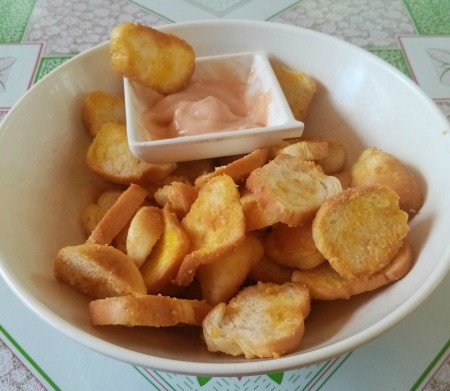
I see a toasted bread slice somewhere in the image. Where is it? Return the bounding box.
[274,140,329,161]
[81,190,123,235]
[88,183,148,245]
[240,192,280,232]
[312,185,409,279]
[110,22,195,94]
[82,90,126,137]
[264,221,325,270]
[140,205,191,294]
[272,64,317,121]
[126,206,163,267]
[154,181,198,218]
[202,282,310,358]
[316,139,347,174]
[195,148,269,188]
[89,295,211,327]
[197,234,264,305]
[351,147,424,218]
[246,154,342,227]
[54,243,146,299]
[175,174,245,286]
[86,123,176,185]
[292,241,414,300]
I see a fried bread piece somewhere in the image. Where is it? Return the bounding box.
[292,241,414,300]
[272,64,317,121]
[140,205,191,294]
[126,206,163,267]
[175,174,245,286]
[54,243,146,299]
[154,181,198,218]
[312,185,409,279]
[81,190,123,235]
[351,147,424,218]
[88,183,148,245]
[316,139,347,174]
[194,148,269,188]
[89,295,211,327]
[82,91,126,137]
[240,192,280,231]
[274,140,329,161]
[197,234,264,305]
[264,221,325,270]
[202,282,310,358]
[246,154,342,227]
[87,123,176,185]
[110,22,195,94]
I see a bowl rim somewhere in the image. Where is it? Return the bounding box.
[1,18,450,376]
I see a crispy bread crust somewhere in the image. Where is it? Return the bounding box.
[88,183,148,245]
[89,295,211,327]
[246,154,342,227]
[202,282,310,358]
[312,185,409,279]
[292,241,414,300]
[110,22,195,94]
[54,243,146,299]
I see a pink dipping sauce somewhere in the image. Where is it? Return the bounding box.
[142,67,268,139]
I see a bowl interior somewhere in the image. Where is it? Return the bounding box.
[0,20,449,376]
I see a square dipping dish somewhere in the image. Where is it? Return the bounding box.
[124,51,304,163]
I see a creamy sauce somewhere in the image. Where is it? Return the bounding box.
[142,68,268,139]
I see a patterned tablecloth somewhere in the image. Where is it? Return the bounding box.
[1,1,450,390]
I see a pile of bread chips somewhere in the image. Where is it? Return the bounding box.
[53,23,424,359]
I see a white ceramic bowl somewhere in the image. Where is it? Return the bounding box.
[0,20,449,377]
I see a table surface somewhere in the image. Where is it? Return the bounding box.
[1,1,450,390]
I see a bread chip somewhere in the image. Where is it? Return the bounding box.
[292,241,414,300]
[248,256,294,284]
[86,123,176,185]
[154,181,198,218]
[140,206,191,293]
[246,154,342,227]
[110,22,195,94]
[81,190,123,235]
[197,234,264,305]
[274,140,329,161]
[89,295,211,327]
[82,90,126,137]
[312,185,409,279]
[195,148,269,188]
[264,221,325,270]
[54,243,146,299]
[175,174,245,286]
[351,147,424,218]
[316,139,347,174]
[202,282,310,358]
[272,64,317,121]
[240,192,279,231]
[126,206,163,267]
[88,183,148,245]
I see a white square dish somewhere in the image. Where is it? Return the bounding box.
[124,51,304,163]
